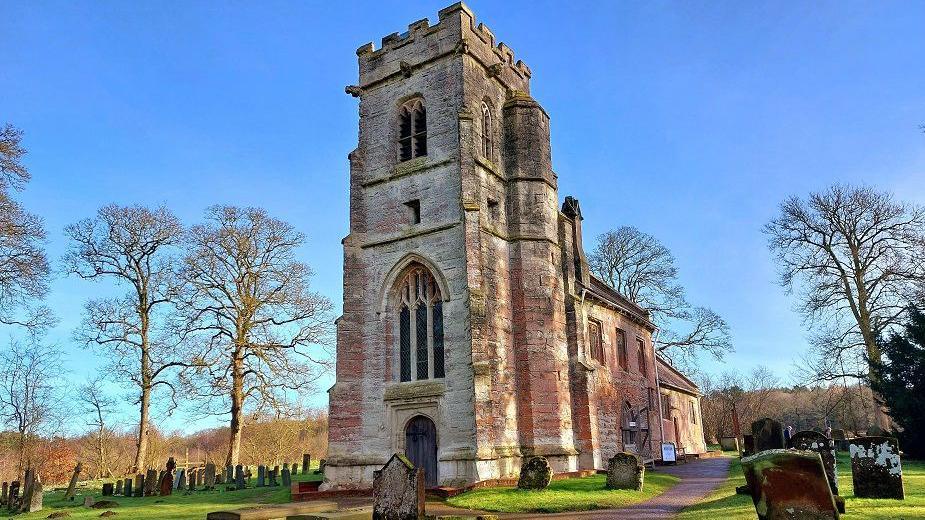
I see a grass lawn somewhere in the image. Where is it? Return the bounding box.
[14,465,323,520]
[677,452,925,520]
[445,471,680,514]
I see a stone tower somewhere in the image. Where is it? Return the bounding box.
[325,3,578,489]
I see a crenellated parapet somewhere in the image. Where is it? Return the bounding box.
[351,2,531,94]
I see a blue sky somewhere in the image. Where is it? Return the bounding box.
[1,1,923,433]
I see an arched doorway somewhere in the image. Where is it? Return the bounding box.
[405,415,438,487]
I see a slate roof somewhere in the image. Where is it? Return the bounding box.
[657,356,701,396]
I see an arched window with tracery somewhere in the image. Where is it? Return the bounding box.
[397,265,444,382]
[481,101,493,159]
[399,99,427,162]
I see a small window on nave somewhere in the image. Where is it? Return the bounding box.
[397,265,444,382]
[588,320,604,364]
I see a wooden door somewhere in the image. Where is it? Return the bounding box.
[405,415,438,487]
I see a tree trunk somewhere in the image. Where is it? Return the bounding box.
[133,382,151,473]
[225,350,245,467]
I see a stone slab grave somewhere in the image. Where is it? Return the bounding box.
[205,462,217,489]
[65,462,81,500]
[791,430,839,496]
[144,468,158,496]
[114,479,123,496]
[752,417,786,453]
[605,452,644,490]
[743,434,755,457]
[849,436,905,499]
[518,456,552,490]
[373,453,424,520]
[742,449,839,520]
[719,436,739,452]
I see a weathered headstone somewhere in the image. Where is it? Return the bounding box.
[134,473,144,497]
[124,478,133,498]
[235,464,245,490]
[19,469,33,513]
[282,465,292,487]
[144,468,158,496]
[517,456,552,490]
[302,454,311,474]
[605,452,644,490]
[83,495,94,507]
[1,481,7,505]
[25,477,41,513]
[160,471,174,496]
[225,465,233,483]
[257,465,266,487]
[292,462,299,475]
[743,435,755,457]
[64,462,82,500]
[316,458,326,475]
[102,483,114,496]
[849,436,904,499]
[752,417,785,452]
[114,479,123,496]
[268,467,278,487]
[215,473,224,485]
[373,453,424,520]
[7,481,18,512]
[742,449,839,520]
[177,469,186,491]
[198,467,205,487]
[188,468,197,490]
[204,463,216,489]
[791,430,839,496]
[719,436,739,452]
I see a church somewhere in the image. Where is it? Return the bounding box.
[324,2,705,490]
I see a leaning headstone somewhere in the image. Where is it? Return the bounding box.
[134,473,144,497]
[605,452,644,490]
[7,481,18,512]
[743,435,755,456]
[849,436,904,499]
[25,477,42,513]
[102,483,114,496]
[144,468,158,496]
[752,418,786,452]
[517,456,552,490]
[64,462,82,500]
[742,449,839,520]
[372,453,424,520]
[114,479,123,496]
[302,454,311,474]
[257,465,266,487]
[792,430,839,496]
[282,465,292,487]
[719,436,739,452]
[204,463,216,489]
[124,478,133,498]
[235,464,245,490]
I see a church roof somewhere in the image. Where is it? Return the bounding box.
[583,275,655,331]
[656,356,701,396]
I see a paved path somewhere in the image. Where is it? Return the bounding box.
[428,456,733,520]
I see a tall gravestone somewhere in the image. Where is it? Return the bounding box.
[743,435,755,456]
[849,436,905,499]
[752,418,785,453]
[235,465,245,490]
[791,430,839,496]
[144,468,158,496]
[257,465,266,487]
[102,483,114,496]
[373,454,424,520]
[292,462,299,475]
[188,468,197,490]
[302,454,311,474]
[7,481,19,512]
[177,469,187,491]
[114,479,123,496]
[204,463,216,489]
[605,452,644,490]
[64,462,81,500]
[282,465,292,487]
[742,449,839,520]
[268,467,278,487]
[24,475,41,513]
[517,456,552,490]
[124,478,133,498]
[226,465,234,484]
[134,473,145,497]
[19,469,33,513]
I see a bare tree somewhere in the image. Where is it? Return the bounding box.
[765,183,925,426]
[589,226,732,361]
[0,124,50,330]
[79,376,117,478]
[0,341,64,476]
[177,206,334,466]
[63,204,185,473]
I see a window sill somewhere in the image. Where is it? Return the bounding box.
[383,379,446,401]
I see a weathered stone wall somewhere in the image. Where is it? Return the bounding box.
[660,388,707,454]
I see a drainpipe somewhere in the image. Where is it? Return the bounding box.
[652,327,666,461]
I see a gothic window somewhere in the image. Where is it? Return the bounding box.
[399,99,427,161]
[481,101,493,159]
[637,337,647,375]
[397,265,444,382]
[616,328,628,371]
[588,320,604,363]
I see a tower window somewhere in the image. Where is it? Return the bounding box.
[397,266,444,382]
[399,99,427,161]
[405,199,421,225]
[481,102,493,159]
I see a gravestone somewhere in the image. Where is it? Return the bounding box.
[292,462,299,475]
[849,436,904,499]
[719,437,739,452]
[268,467,278,487]
[65,462,82,500]
[225,465,233,483]
[114,479,123,496]
[102,483,114,496]
[743,435,755,456]
[302,454,311,474]
[752,418,785,452]
[215,473,224,485]
[316,459,326,475]
[792,430,839,496]
[1,481,6,505]
[7,481,18,512]
[160,471,174,496]
[257,465,266,487]
[124,478,133,498]
[282,465,292,487]
[25,477,41,513]
[605,452,644,490]
[742,449,839,520]
[19,469,33,513]
[204,463,216,489]
[144,468,158,496]
[372,453,424,520]
[235,464,245,490]
[83,495,95,507]
[517,456,552,490]
[177,469,186,491]
[134,473,144,497]
[188,468,197,490]
[199,467,206,487]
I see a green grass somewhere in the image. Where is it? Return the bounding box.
[14,466,323,520]
[677,453,925,520]
[445,472,680,513]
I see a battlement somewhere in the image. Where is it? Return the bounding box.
[353,2,531,91]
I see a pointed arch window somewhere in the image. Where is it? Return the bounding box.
[481,101,493,159]
[399,99,427,162]
[397,265,444,381]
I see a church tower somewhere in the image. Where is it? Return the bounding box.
[325,3,579,489]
